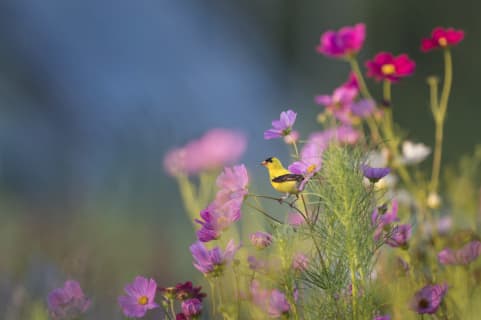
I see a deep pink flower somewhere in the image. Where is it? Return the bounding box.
[316,23,366,58]
[386,224,412,248]
[264,110,297,140]
[366,52,415,83]
[421,27,464,52]
[438,240,481,265]
[164,129,246,176]
[190,239,239,276]
[250,232,273,249]
[47,280,91,320]
[411,284,448,314]
[118,276,159,318]
[373,316,391,320]
[158,281,206,302]
[181,298,203,318]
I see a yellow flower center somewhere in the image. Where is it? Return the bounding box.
[138,296,149,305]
[381,64,396,75]
[438,37,447,47]
[307,164,316,174]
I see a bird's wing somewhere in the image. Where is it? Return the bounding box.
[272,174,304,183]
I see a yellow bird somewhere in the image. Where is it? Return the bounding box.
[261,157,304,200]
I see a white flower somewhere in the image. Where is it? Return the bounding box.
[400,141,431,165]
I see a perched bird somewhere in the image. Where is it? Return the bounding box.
[261,157,304,200]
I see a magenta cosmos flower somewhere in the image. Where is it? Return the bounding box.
[164,128,246,176]
[373,316,390,320]
[190,239,239,277]
[411,284,448,314]
[421,27,464,52]
[264,109,297,140]
[438,240,481,265]
[316,23,366,58]
[118,276,159,318]
[366,52,415,83]
[47,280,91,320]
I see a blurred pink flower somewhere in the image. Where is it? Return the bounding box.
[250,281,290,318]
[421,27,464,52]
[287,212,305,226]
[164,128,246,176]
[316,23,366,58]
[118,276,158,318]
[190,239,239,276]
[196,164,248,242]
[48,280,91,320]
[366,52,415,83]
[438,240,481,265]
[292,253,309,271]
[411,284,448,314]
[250,231,273,249]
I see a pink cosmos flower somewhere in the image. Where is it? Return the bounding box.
[292,253,309,271]
[47,280,91,320]
[421,27,464,52]
[287,212,305,226]
[411,284,448,314]
[289,126,360,190]
[250,231,273,249]
[164,129,246,176]
[190,239,239,276]
[264,110,297,140]
[268,290,291,318]
[315,86,354,123]
[342,72,359,90]
[372,200,400,241]
[118,276,159,318]
[438,240,481,265]
[366,52,415,83]
[316,23,366,58]
[181,298,203,318]
[250,281,290,318]
[196,164,248,242]
[386,224,412,248]
[373,316,391,320]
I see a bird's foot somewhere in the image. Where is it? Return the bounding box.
[278,194,289,204]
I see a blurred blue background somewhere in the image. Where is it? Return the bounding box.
[0,0,479,318]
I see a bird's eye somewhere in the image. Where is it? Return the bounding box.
[264,157,273,163]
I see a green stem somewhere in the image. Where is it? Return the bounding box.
[347,56,381,144]
[430,49,453,193]
[208,280,217,317]
[169,300,176,320]
[177,175,201,221]
[245,201,283,224]
[348,56,372,99]
[292,141,300,159]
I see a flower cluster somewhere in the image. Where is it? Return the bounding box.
[196,164,248,241]
[47,280,91,320]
